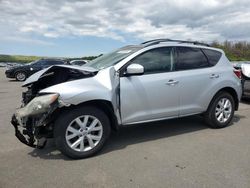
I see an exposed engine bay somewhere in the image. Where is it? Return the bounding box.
[11,65,97,148]
[23,65,97,104]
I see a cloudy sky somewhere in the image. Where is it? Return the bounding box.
[0,0,249,57]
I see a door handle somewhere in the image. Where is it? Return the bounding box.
[166,79,179,85]
[210,74,219,79]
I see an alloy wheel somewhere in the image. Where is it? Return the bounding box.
[215,98,232,123]
[65,115,103,152]
[16,72,26,81]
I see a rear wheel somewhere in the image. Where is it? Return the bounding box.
[204,92,235,128]
[15,71,27,81]
[54,106,111,159]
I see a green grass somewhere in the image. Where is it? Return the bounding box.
[0,54,42,63]
[211,41,250,61]
[0,54,99,64]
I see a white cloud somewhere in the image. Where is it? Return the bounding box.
[1,36,54,46]
[0,0,250,44]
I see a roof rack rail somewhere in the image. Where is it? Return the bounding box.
[141,39,210,47]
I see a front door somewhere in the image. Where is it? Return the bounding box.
[120,47,180,124]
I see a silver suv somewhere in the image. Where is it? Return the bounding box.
[11,39,242,159]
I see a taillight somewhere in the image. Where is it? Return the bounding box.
[233,69,242,79]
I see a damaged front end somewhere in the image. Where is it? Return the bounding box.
[11,94,60,148]
[11,65,98,148]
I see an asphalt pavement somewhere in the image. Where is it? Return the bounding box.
[0,68,250,188]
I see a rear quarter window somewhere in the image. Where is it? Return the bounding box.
[202,49,222,66]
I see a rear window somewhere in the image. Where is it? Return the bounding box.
[202,49,222,66]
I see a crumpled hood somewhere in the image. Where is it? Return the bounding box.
[22,65,98,87]
[38,66,118,104]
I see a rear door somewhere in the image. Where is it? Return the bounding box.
[120,47,180,124]
[175,47,219,115]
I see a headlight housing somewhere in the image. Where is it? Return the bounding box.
[16,93,59,118]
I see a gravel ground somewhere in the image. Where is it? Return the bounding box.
[0,68,250,188]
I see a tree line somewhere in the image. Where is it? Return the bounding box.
[1,41,250,63]
[211,41,250,61]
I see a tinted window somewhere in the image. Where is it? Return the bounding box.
[129,47,174,74]
[202,49,222,66]
[176,47,209,71]
[43,60,63,65]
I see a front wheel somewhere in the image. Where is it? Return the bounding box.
[54,106,111,159]
[15,71,27,81]
[204,92,235,128]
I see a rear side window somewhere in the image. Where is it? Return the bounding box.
[202,49,222,66]
[176,47,209,71]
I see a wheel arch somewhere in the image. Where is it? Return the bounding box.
[208,87,239,111]
[14,69,28,75]
[57,99,119,132]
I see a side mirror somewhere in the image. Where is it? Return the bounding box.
[125,64,144,76]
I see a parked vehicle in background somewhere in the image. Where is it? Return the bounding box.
[6,62,23,67]
[0,62,6,67]
[0,62,22,67]
[232,61,250,98]
[5,59,65,81]
[69,59,88,66]
[11,39,242,159]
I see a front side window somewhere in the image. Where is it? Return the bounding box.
[176,47,209,71]
[129,47,174,74]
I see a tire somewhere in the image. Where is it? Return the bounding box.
[54,106,111,159]
[15,71,27,81]
[204,91,235,128]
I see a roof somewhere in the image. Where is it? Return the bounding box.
[141,39,210,47]
[140,39,223,53]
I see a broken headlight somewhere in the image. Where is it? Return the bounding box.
[16,93,59,118]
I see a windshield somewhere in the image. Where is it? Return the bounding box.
[27,60,39,65]
[84,46,142,70]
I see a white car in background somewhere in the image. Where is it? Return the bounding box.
[232,61,250,98]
